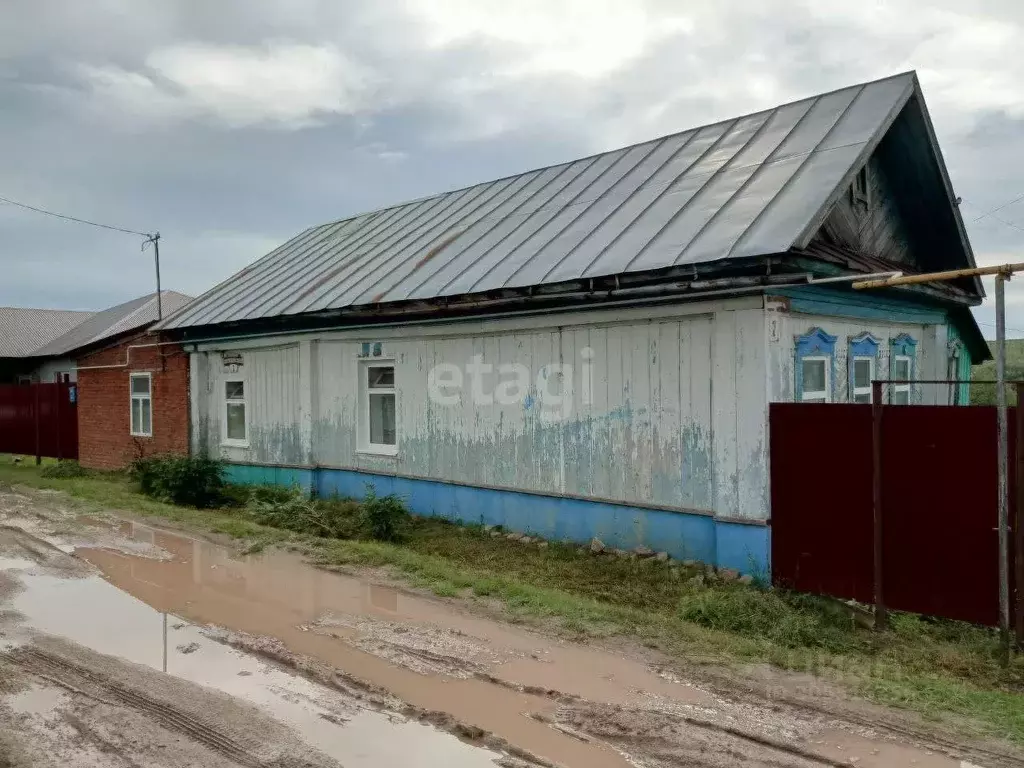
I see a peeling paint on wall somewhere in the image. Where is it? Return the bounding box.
[195,303,775,521]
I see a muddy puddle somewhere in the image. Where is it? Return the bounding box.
[0,499,1007,768]
[73,523,647,768]
[0,554,501,768]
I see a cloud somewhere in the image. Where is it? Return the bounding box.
[2,0,1024,336]
[406,0,693,79]
[76,41,376,128]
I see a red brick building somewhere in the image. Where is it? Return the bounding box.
[74,307,192,475]
[76,330,190,470]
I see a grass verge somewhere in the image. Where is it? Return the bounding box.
[0,458,1022,744]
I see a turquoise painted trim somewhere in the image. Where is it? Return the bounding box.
[890,332,917,358]
[224,463,315,493]
[795,326,837,401]
[848,332,880,401]
[947,325,971,405]
[949,307,990,364]
[775,286,948,325]
[224,462,770,575]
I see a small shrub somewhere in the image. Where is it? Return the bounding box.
[360,485,408,542]
[246,487,361,539]
[131,454,225,508]
[40,460,89,479]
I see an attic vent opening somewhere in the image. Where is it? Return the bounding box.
[852,166,870,210]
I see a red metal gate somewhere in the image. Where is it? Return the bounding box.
[0,383,79,460]
[770,403,1017,627]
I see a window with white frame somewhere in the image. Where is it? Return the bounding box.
[223,379,248,445]
[795,327,836,403]
[891,356,912,405]
[360,362,396,454]
[800,357,830,402]
[851,357,875,403]
[889,333,917,405]
[848,332,880,404]
[129,373,152,436]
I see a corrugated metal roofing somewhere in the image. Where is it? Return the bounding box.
[29,291,193,357]
[161,72,920,330]
[0,307,93,357]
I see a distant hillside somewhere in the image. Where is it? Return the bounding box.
[972,339,1024,405]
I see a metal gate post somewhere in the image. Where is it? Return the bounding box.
[872,380,887,630]
[1016,383,1024,649]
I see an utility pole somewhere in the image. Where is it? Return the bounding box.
[144,232,163,320]
[855,261,1024,662]
[996,272,1010,662]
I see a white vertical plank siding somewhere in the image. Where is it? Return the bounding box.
[197,298,774,520]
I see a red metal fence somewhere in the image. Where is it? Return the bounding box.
[0,383,78,460]
[770,403,1018,628]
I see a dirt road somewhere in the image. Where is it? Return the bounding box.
[0,486,1016,767]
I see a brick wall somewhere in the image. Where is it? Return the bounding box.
[76,333,189,470]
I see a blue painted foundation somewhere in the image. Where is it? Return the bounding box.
[225,463,770,575]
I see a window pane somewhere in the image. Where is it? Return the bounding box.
[853,359,871,389]
[802,359,826,393]
[225,381,245,400]
[142,399,152,435]
[892,389,910,405]
[131,399,142,433]
[226,403,246,440]
[368,366,394,388]
[369,392,396,445]
[893,359,910,380]
[803,395,826,404]
[854,392,871,404]
[131,375,150,395]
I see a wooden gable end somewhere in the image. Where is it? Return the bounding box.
[814,153,915,268]
[808,93,981,298]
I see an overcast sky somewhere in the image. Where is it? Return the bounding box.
[2,1,1023,338]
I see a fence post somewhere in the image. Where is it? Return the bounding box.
[872,380,887,630]
[33,384,41,466]
[55,384,62,461]
[1016,384,1024,649]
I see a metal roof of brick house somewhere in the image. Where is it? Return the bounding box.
[0,307,93,357]
[159,71,971,331]
[30,291,193,357]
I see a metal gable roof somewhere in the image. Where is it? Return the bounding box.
[0,307,93,357]
[29,291,193,357]
[160,72,922,331]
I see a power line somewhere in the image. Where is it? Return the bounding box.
[971,192,1024,223]
[0,194,151,237]
[960,199,1024,234]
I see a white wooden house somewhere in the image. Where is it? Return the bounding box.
[157,72,988,574]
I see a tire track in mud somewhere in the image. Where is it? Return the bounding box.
[678,666,1023,768]
[215,630,556,768]
[2,647,265,768]
[222,628,847,768]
